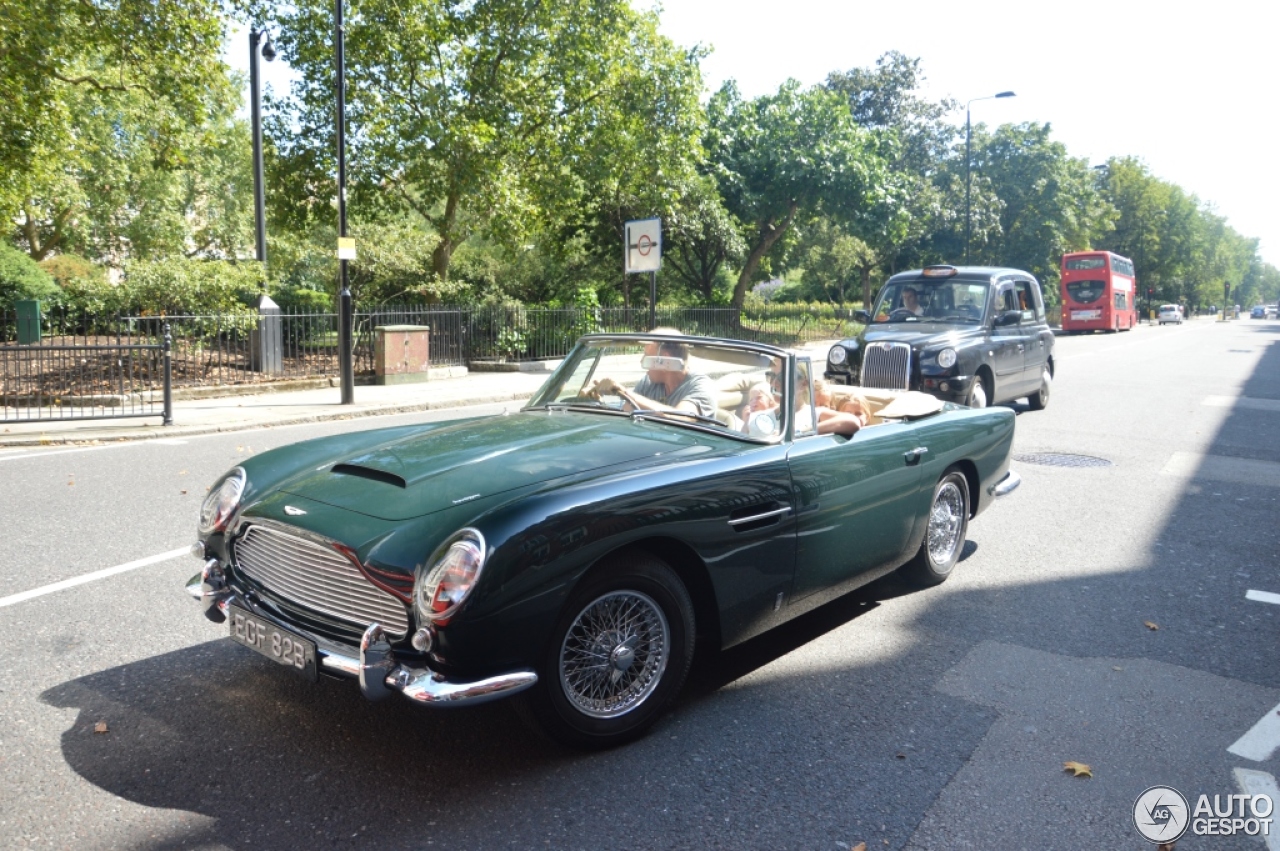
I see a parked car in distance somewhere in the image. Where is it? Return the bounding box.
[824,265,1054,411]
[187,333,1022,749]
[1267,305,1278,319]
[1251,305,1267,319]
[1158,304,1185,325]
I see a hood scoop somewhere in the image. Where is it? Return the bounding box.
[332,463,407,489]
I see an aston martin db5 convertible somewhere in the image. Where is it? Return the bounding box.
[187,333,1021,748]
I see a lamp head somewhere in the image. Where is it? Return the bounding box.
[995,91,1015,98]
[261,36,277,62]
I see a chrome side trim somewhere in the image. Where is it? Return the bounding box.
[727,507,791,526]
[989,469,1022,498]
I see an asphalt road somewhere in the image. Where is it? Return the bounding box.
[1,318,1277,850]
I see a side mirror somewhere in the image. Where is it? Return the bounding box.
[996,310,1022,326]
[854,310,871,324]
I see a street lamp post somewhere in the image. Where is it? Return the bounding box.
[249,29,276,267]
[335,0,354,404]
[964,91,1016,265]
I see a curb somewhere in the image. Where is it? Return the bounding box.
[0,391,533,447]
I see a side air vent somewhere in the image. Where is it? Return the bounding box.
[331,464,407,488]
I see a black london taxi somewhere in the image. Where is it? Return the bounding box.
[824,265,1055,409]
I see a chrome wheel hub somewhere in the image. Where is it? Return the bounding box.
[560,590,669,718]
[927,482,964,565]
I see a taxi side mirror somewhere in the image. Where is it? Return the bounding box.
[995,310,1022,326]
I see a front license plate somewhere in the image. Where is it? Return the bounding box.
[228,605,318,681]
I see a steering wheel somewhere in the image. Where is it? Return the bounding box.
[888,308,917,320]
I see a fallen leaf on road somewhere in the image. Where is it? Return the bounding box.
[1063,760,1092,777]
[94,721,108,734]
[851,844,866,851]
[180,490,188,495]
[1144,621,1159,631]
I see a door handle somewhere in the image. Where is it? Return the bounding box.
[903,446,929,465]
[1017,344,1025,352]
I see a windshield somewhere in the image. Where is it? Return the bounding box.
[526,335,797,442]
[1066,280,1106,304]
[872,280,991,323]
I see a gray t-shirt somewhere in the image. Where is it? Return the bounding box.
[633,373,717,418]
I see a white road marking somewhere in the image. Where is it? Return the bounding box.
[1229,701,1280,762]
[0,547,189,609]
[1248,590,1280,606]
[1160,451,1280,488]
[1232,768,1280,851]
[1204,395,1280,413]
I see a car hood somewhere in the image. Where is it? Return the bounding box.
[859,324,985,348]
[274,412,717,521]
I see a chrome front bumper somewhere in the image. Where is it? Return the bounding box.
[988,469,1022,498]
[186,566,537,708]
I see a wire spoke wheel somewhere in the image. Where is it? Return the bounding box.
[926,481,966,566]
[559,590,669,719]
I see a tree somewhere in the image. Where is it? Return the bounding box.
[273,0,702,288]
[972,122,1114,285]
[0,0,230,229]
[705,80,894,310]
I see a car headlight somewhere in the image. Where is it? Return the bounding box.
[416,529,487,626]
[936,348,957,369]
[828,345,848,366]
[198,467,246,535]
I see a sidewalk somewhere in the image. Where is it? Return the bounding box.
[0,339,842,447]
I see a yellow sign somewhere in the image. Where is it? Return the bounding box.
[337,237,357,260]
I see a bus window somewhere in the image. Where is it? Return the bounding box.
[1067,280,1106,303]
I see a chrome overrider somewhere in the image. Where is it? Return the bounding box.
[988,469,1022,498]
[185,547,537,708]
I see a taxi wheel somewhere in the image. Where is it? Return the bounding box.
[1027,369,1051,410]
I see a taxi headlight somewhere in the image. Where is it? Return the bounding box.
[936,348,957,369]
[417,529,487,626]
[828,345,848,366]
[198,467,246,534]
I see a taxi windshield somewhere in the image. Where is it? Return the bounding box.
[872,281,990,323]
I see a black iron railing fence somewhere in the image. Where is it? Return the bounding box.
[1,304,857,398]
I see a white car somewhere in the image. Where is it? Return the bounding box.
[1158,304,1183,325]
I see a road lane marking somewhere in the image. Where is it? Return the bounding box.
[1232,769,1280,851]
[1203,395,1280,413]
[1248,590,1280,606]
[0,547,189,609]
[1160,451,1280,488]
[1229,701,1280,762]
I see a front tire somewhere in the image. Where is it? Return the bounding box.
[516,553,695,749]
[965,373,990,409]
[899,471,970,587]
[1027,368,1051,410]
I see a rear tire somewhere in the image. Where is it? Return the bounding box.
[899,471,970,587]
[515,552,695,749]
[1027,368,1051,410]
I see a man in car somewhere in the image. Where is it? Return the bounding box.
[589,337,717,417]
[901,286,925,316]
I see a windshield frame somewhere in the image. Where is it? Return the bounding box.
[525,334,794,443]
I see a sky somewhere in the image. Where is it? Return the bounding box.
[228,0,1280,265]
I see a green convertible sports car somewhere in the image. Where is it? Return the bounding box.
[187,333,1021,748]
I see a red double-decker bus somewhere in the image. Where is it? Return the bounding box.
[1060,251,1138,333]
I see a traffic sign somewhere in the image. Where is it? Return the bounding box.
[624,218,661,273]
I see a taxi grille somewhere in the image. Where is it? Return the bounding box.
[232,524,410,636]
[861,342,912,390]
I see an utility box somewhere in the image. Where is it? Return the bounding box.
[374,325,430,385]
[15,299,41,344]
[249,293,283,374]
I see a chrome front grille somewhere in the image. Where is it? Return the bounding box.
[860,341,912,390]
[232,523,410,636]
